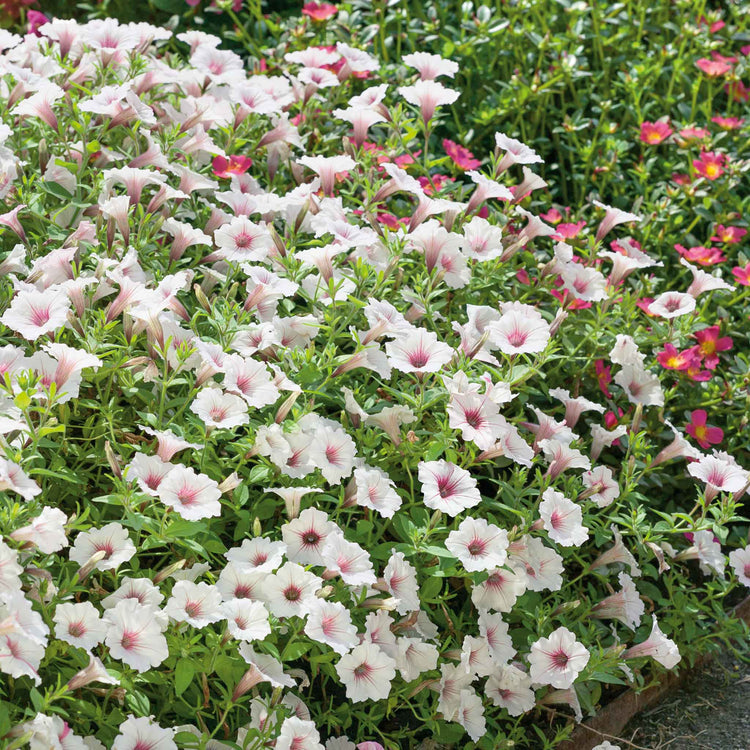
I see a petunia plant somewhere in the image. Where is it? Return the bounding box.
[0,10,747,750]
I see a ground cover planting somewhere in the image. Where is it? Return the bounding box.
[0,2,748,749]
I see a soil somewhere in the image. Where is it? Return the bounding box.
[621,650,750,750]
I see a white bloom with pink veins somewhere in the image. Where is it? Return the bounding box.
[729,546,750,587]
[297,155,356,195]
[402,51,459,79]
[648,290,696,319]
[687,454,748,494]
[478,611,515,663]
[398,79,460,123]
[487,302,551,355]
[190,387,249,430]
[446,516,509,572]
[591,571,645,630]
[582,466,621,508]
[10,507,68,553]
[385,328,454,374]
[276,717,323,750]
[101,577,165,613]
[418,459,481,516]
[53,601,107,651]
[592,200,641,243]
[261,561,322,619]
[448,391,509,450]
[529,626,590,688]
[224,537,287,574]
[304,600,359,655]
[156,466,222,520]
[214,216,273,263]
[222,354,280,408]
[112,715,176,750]
[321,532,377,586]
[485,665,536,716]
[353,466,403,518]
[336,642,397,702]
[282,507,335,566]
[104,600,169,673]
[221,599,271,642]
[540,439,591,479]
[510,535,564,592]
[495,131,543,170]
[395,637,439,681]
[613,364,664,407]
[125,454,175,497]
[69,522,136,572]
[471,566,527,613]
[539,488,589,547]
[307,425,357,485]
[609,334,645,367]
[164,581,223,628]
[382,551,420,614]
[0,287,71,340]
[623,615,681,668]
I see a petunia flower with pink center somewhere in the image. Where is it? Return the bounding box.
[336,643,397,703]
[0,287,71,341]
[403,51,459,80]
[538,488,589,546]
[528,626,590,689]
[487,302,551,355]
[639,120,673,145]
[385,328,454,374]
[156,466,222,520]
[685,409,723,449]
[398,80,460,125]
[103,600,168,673]
[445,516,509,572]
[688,453,749,501]
[418,460,481,516]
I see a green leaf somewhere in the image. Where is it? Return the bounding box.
[174,659,195,697]
[281,641,312,661]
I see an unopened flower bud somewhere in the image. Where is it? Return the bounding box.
[104,440,122,479]
[76,550,107,581]
[153,559,187,584]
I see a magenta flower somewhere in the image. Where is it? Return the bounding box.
[443,139,481,170]
[685,410,723,449]
[639,120,673,144]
